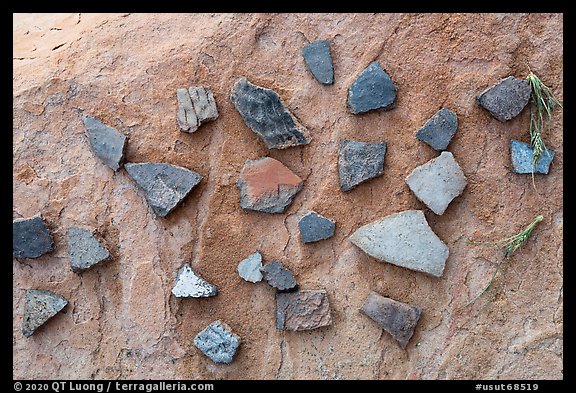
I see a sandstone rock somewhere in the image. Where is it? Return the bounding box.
[13,215,54,259]
[125,162,202,217]
[261,261,297,291]
[302,40,334,85]
[176,86,219,133]
[349,210,448,277]
[194,320,240,364]
[237,251,263,283]
[338,139,387,192]
[360,291,421,349]
[405,151,467,215]
[415,108,458,151]
[237,157,303,213]
[510,140,555,174]
[230,77,311,149]
[276,289,332,331]
[67,227,111,272]
[347,62,396,114]
[82,114,127,171]
[172,263,218,298]
[298,211,335,243]
[477,76,531,122]
[22,289,68,337]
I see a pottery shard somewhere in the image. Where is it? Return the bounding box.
[477,76,531,122]
[22,289,68,337]
[67,227,111,272]
[13,214,54,259]
[276,289,332,331]
[237,157,303,213]
[405,151,467,215]
[415,108,458,151]
[230,77,311,149]
[347,61,397,114]
[194,320,240,364]
[349,210,448,277]
[237,251,263,283]
[338,139,387,192]
[172,263,218,298]
[360,291,422,349]
[298,211,336,243]
[125,162,202,217]
[510,140,555,175]
[82,114,128,171]
[302,39,334,85]
[261,261,297,291]
[176,86,219,133]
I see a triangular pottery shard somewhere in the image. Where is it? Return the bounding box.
[349,210,448,277]
[82,114,128,171]
[22,289,68,337]
[172,263,218,298]
[67,227,111,272]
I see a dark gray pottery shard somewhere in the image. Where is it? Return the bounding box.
[125,163,202,217]
[261,261,297,291]
[298,211,336,243]
[338,139,387,192]
[22,289,68,337]
[230,77,311,149]
[67,227,111,272]
[13,215,54,259]
[347,61,396,114]
[194,320,240,364]
[302,40,334,85]
[360,291,421,349]
[477,76,531,122]
[415,108,458,151]
[510,140,555,174]
[82,114,128,170]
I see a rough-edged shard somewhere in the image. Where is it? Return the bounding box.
[176,86,219,133]
[67,227,111,272]
[261,261,297,291]
[171,263,218,298]
[302,40,334,85]
[510,140,555,174]
[338,139,387,192]
[405,151,467,215]
[276,289,332,331]
[22,289,68,337]
[477,76,531,122]
[349,210,448,277]
[237,251,263,283]
[237,157,303,213]
[194,320,240,364]
[13,215,54,259]
[347,62,396,114]
[415,108,458,151]
[360,291,421,349]
[125,162,202,217]
[298,211,335,243]
[82,114,127,171]
[230,77,311,149]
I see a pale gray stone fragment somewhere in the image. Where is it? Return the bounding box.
[237,251,263,283]
[176,86,218,133]
[22,289,68,337]
[172,263,218,298]
[67,227,111,272]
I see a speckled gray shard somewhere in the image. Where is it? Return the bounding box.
[338,139,387,192]
[405,151,467,215]
[477,76,531,122]
[510,140,555,174]
[298,211,335,243]
[230,77,311,149]
[276,290,332,331]
[261,261,297,291]
[82,114,127,170]
[176,86,219,133]
[360,291,421,349]
[67,227,110,272]
[22,289,68,337]
[415,108,458,151]
[172,263,217,298]
[13,215,54,259]
[194,320,240,364]
[348,62,396,114]
[302,40,334,85]
[125,162,202,217]
[350,210,448,277]
[237,251,263,283]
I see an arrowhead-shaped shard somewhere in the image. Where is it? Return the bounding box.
[82,114,128,170]
[125,162,202,217]
[22,289,68,337]
[67,227,111,272]
[230,77,311,149]
[338,139,387,192]
[350,210,448,277]
[172,263,218,298]
[302,40,334,85]
[348,62,396,114]
[13,214,54,259]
